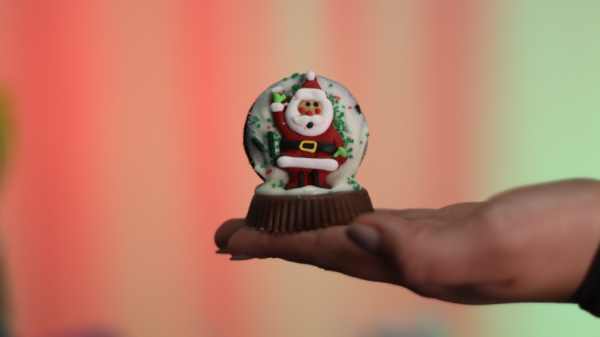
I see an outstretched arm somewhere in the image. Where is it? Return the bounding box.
[215,179,600,306]
[270,87,293,138]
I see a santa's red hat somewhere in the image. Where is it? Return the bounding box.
[270,71,332,115]
[301,71,320,89]
[293,70,328,102]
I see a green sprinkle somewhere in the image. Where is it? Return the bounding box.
[349,155,354,159]
[328,83,333,87]
[278,180,284,187]
[272,183,276,188]
[329,191,333,194]
[260,164,266,168]
[283,77,288,81]
[291,84,301,93]
[366,133,370,137]
[297,195,302,199]
[342,105,345,108]
[291,73,299,79]
[351,175,355,178]
[253,116,259,122]
[267,118,271,123]
[267,131,276,158]
[251,130,255,135]
[252,137,266,152]
[328,93,335,105]
[300,73,306,79]
[360,141,363,144]
[256,124,261,129]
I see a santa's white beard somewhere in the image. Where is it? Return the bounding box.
[292,115,325,127]
[288,113,331,136]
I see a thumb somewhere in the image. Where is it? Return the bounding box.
[347,212,478,289]
[346,212,424,261]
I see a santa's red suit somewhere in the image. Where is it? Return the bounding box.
[270,71,347,189]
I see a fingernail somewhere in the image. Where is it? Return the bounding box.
[215,248,230,254]
[346,223,380,254]
[230,254,255,261]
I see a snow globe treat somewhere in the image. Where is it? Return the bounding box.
[243,71,374,232]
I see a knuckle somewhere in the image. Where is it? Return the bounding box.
[476,201,509,229]
[398,257,429,288]
[261,233,278,259]
[312,229,339,271]
[305,230,332,269]
[390,227,434,287]
[474,201,525,259]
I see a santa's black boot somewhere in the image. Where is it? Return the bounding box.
[312,170,332,189]
[297,171,306,188]
[284,169,306,190]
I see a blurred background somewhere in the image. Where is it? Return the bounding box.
[1,0,600,336]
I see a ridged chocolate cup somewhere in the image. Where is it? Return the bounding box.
[246,189,374,232]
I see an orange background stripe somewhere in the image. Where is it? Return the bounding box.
[0,1,486,336]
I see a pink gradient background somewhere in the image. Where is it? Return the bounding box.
[0,1,487,336]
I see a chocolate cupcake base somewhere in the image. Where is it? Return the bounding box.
[246,188,374,232]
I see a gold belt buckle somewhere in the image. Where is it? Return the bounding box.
[299,140,317,153]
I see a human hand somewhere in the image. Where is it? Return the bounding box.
[215,179,600,305]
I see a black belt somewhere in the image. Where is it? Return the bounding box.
[280,140,336,154]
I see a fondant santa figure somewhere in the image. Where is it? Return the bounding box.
[270,71,348,189]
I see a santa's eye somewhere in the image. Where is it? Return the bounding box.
[306,102,311,107]
[314,102,319,107]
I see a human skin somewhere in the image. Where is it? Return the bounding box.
[215,179,600,305]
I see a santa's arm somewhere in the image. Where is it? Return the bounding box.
[270,87,293,138]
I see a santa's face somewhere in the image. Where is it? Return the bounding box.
[298,100,322,116]
[286,96,333,137]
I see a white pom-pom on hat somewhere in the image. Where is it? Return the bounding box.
[306,71,316,81]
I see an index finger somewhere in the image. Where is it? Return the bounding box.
[227,225,393,283]
[214,208,436,249]
[214,219,246,249]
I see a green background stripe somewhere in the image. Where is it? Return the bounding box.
[477,0,600,335]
